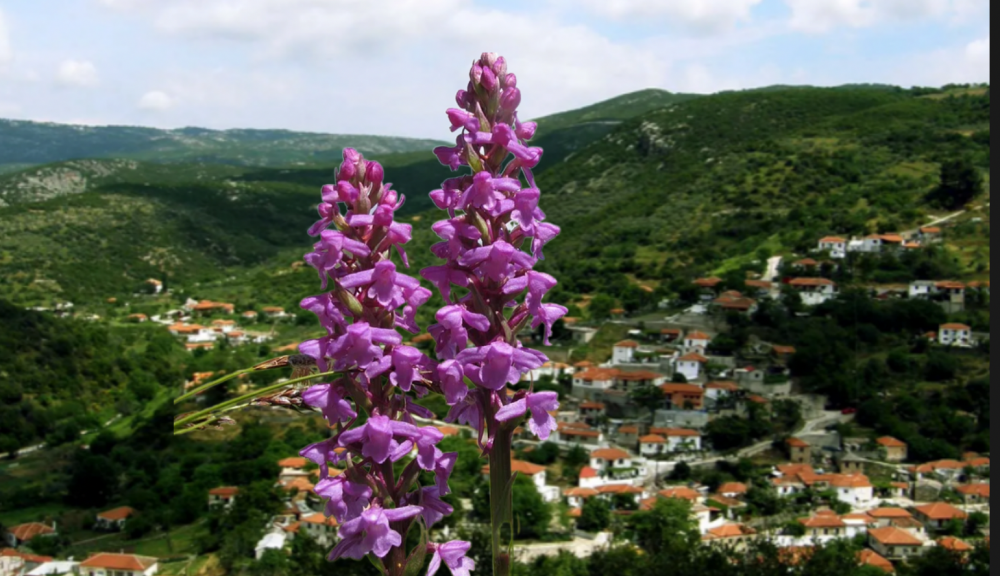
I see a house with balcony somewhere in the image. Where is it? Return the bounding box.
[659,383,705,411]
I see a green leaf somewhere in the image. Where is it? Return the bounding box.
[366,554,387,576]
[402,519,429,576]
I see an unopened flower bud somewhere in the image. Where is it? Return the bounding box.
[481,52,499,69]
[505,74,517,89]
[492,56,507,78]
[367,161,384,187]
[481,67,498,92]
[500,87,521,115]
[470,63,483,86]
[456,89,469,108]
[336,286,366,317]
[337,159,356,183]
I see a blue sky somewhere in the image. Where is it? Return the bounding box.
[0,0,989,140]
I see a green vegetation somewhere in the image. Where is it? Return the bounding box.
[0,119,446,171]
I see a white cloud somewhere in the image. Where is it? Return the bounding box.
[56,60,100,87]
[138,90,174,111]
[784,0,987,33]
[0,8,12,67]
[571,0,764,34]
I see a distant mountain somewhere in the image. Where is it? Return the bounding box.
[0,85,989,307]
[0,119,448,171]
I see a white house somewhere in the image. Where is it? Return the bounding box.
[525,362,574,383]
[938,323,973,347]
[95,507,136,531]
[675,353,708,382]
[832,475,875,508]
[705,381,739,402]
[909,281,936,299]
[211,320,237,334]
[818,236,848,259]
[300,513,338,547]
[639,435,667,457]
[4,523,56,548]
[208,487,239,510]
[611,341,639,365]
[571,368,618,402]
[27,561,79,576]
[589,449,633,474]
[169,324,220,344]
[254,533,287,561]
[145,279,163,294]
[564,488,599,510]
[79,554,159,576]
[653,428,703,453]
[788,278,838,306]
[862,235,884,253]
[682,332,711,355]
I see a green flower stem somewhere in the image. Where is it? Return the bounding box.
[172,370,339,430]
[173,368,255,405]
[489,428,515,576]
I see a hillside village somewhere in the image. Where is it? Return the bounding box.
[2,219,991,576]
[0,84,990,576]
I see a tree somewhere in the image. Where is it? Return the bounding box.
[526,442,561,466]
[566,445,589,468]
[589,294,616,322]
[631,498,698,558]
[927,159,984,210]
[510,476,552,540]
[669,462,692,482]
[67,453,120,508]
[671,372,689,384]
[631,385,666,407]
[577,498,611,533]
[252,549,291,576]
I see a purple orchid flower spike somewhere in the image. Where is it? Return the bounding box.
[329,506,423,561]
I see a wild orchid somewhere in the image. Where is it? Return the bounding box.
[173,53,561,576]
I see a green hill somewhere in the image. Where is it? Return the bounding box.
[532,86,990,297]
[0,85,989,308]
[0,118,448,172]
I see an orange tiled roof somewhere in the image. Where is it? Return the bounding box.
[677,353,709,363]
[97,506,136,522]
[936,282,967,290]
[706,524,756,539]
[591,448,631,461]
[278,457,309,469]
[482,460,547,477]
[938,537,974,552]
[579,467,599,479]
[718,483,748,495]
[706,381,739,391]
[640,435,666,444]
[869,527,923,546]
[920,227,941,234]
[778,464,816,476]
[956,484,990,498]
[831,474,872,489]
[786,438,810,448]
[209,487,239,498]
[694,277,723,288]
[575,368,619,382]
[940,323,971,331]
[820,236,847,244]
[659,383,705,395]
[614,340,640,348]
[560,428,602,439]
[800,514,846,529]
[80,554,158,571]
[858,550,895,573]
[650,428,701,438]
[301,513,338,527]
[686,331,711,341]
[868,508,913,519]
[772,345,797,355]
[915,503,967,521]
[598,485,643,495]
[616,371,665,382]
[564,488,599,498]
[7,523,55,542]
[877,437,907,448]
[659,487,701,501]
[580,402,606,410]
[618,426,640,435]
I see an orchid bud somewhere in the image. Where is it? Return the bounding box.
[481,52,499,69]
[515,121,537,141]
[456,89,469,108]
[493,57,507,77]
[470,63,483,86]
[481,67,498,92]
[366,161,384,187]
[505,73,517,89]
[337,159,356,183]
[500,88,521,115]
[335,286,365,318]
